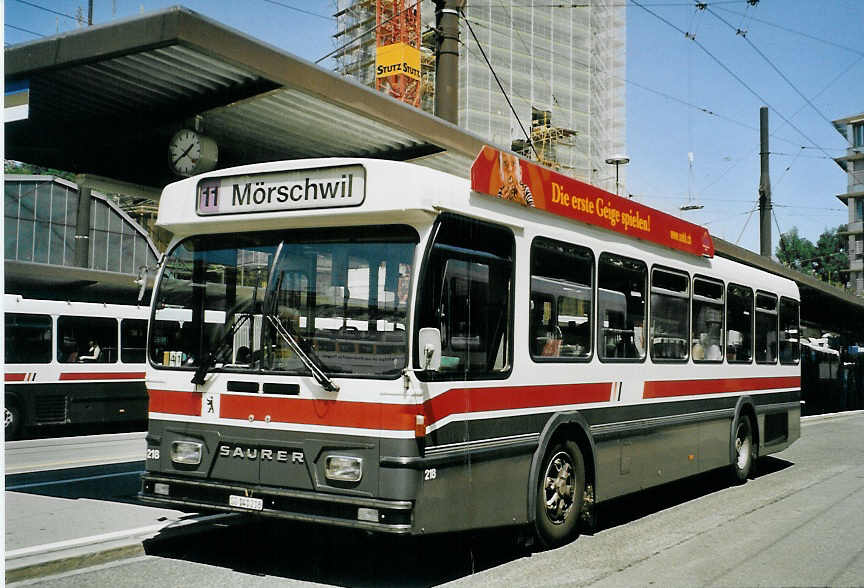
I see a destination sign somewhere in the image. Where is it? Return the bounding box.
[470,146,714,258]
[196,165,366,216]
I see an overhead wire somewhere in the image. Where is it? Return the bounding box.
[705,7,841,145]
[460,9,538,158]
[260,0,332,21]
[11,0,78,22]
[734,208,758,244]
[713,5,864,57]
[629,0,832,159]
[618,76,805,148]
[772,147,804,189]
[5,23,44,38]
[460,8,556,112]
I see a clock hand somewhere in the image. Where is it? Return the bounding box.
[173,144,194,166]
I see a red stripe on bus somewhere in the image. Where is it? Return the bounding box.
[643,376,801,399]
[148,389,201,416]
[219,395,418,431]
[60,372,146,381]
[423,382,613,425]
[218,382,613,430]
[5,373,28,382]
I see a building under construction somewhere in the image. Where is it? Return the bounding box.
[333,0,626,191]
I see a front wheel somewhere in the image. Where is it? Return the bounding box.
[535,440,584,548]
[731,416,756,483]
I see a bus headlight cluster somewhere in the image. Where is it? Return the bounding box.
[171,441,202,465]
[325,455,362,482]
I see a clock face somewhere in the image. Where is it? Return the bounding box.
[169,129,203,176]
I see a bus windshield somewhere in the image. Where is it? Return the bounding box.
[149,226,417,379]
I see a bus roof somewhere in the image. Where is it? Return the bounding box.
[159,150,715,261]
[156,157,467,237]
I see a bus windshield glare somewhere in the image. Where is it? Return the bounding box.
[149,226,417,379]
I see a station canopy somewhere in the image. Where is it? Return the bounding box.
[4,6,483,192]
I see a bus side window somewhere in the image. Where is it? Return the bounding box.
[755,292,779,364]
[415,214,514,380]
[692,276,724,363]
[779,297,800,365]
[529,237,593,361]
[58,316,119,363]
[5,313,52,364]
[726,284,753,363]
[121,319,148,363]
[598,253,646,361]
[650,267,690,361]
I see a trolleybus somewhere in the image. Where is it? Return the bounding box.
[4,295,150,440]
[139,148,800,546]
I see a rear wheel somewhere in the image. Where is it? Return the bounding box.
[5,399,22,441]
[731,416,756,483]
[535,440,584,548]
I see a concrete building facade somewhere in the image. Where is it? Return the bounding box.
[833,113,864,295]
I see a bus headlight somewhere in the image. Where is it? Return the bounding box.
[325,455,362,482]
[171,441,202,465]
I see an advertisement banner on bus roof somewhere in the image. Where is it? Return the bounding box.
[470,146,714,258]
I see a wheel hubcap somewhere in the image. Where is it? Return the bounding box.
[4,407,13,429]
[543,451,575,525]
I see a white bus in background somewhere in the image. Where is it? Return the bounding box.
[4,295,149,439]
[139,148,800,548]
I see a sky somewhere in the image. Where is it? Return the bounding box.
[4,0,863,256]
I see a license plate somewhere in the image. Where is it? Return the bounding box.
[229,495,263,511]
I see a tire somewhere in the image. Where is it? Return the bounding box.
[731,415,756,483]
[5,399,22,441]
[535,440,584,548]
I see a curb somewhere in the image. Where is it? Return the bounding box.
[801,409,864,423]
[5,513,238,584]
[6,543,146,585]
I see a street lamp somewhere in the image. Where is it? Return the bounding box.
[605,155,630,197]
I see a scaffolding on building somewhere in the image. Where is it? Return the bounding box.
[333,1,423,108]
[512,108,578,171]
[333,1,625,184]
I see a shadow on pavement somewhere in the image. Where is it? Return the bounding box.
[141,457,793,586]
[144,518,532,587]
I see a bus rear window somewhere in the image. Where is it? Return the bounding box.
[779,297,800,365]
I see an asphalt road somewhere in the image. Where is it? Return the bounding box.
[11,412,864,587]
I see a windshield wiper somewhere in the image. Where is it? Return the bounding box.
[191,312,253,385]
[265,313,340,392]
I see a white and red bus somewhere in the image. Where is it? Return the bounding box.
[139,148,800,547]
[4,295,149,440]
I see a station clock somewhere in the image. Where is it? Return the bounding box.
[168,128,218,177]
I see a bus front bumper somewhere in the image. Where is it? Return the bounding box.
[139,474,414,534]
